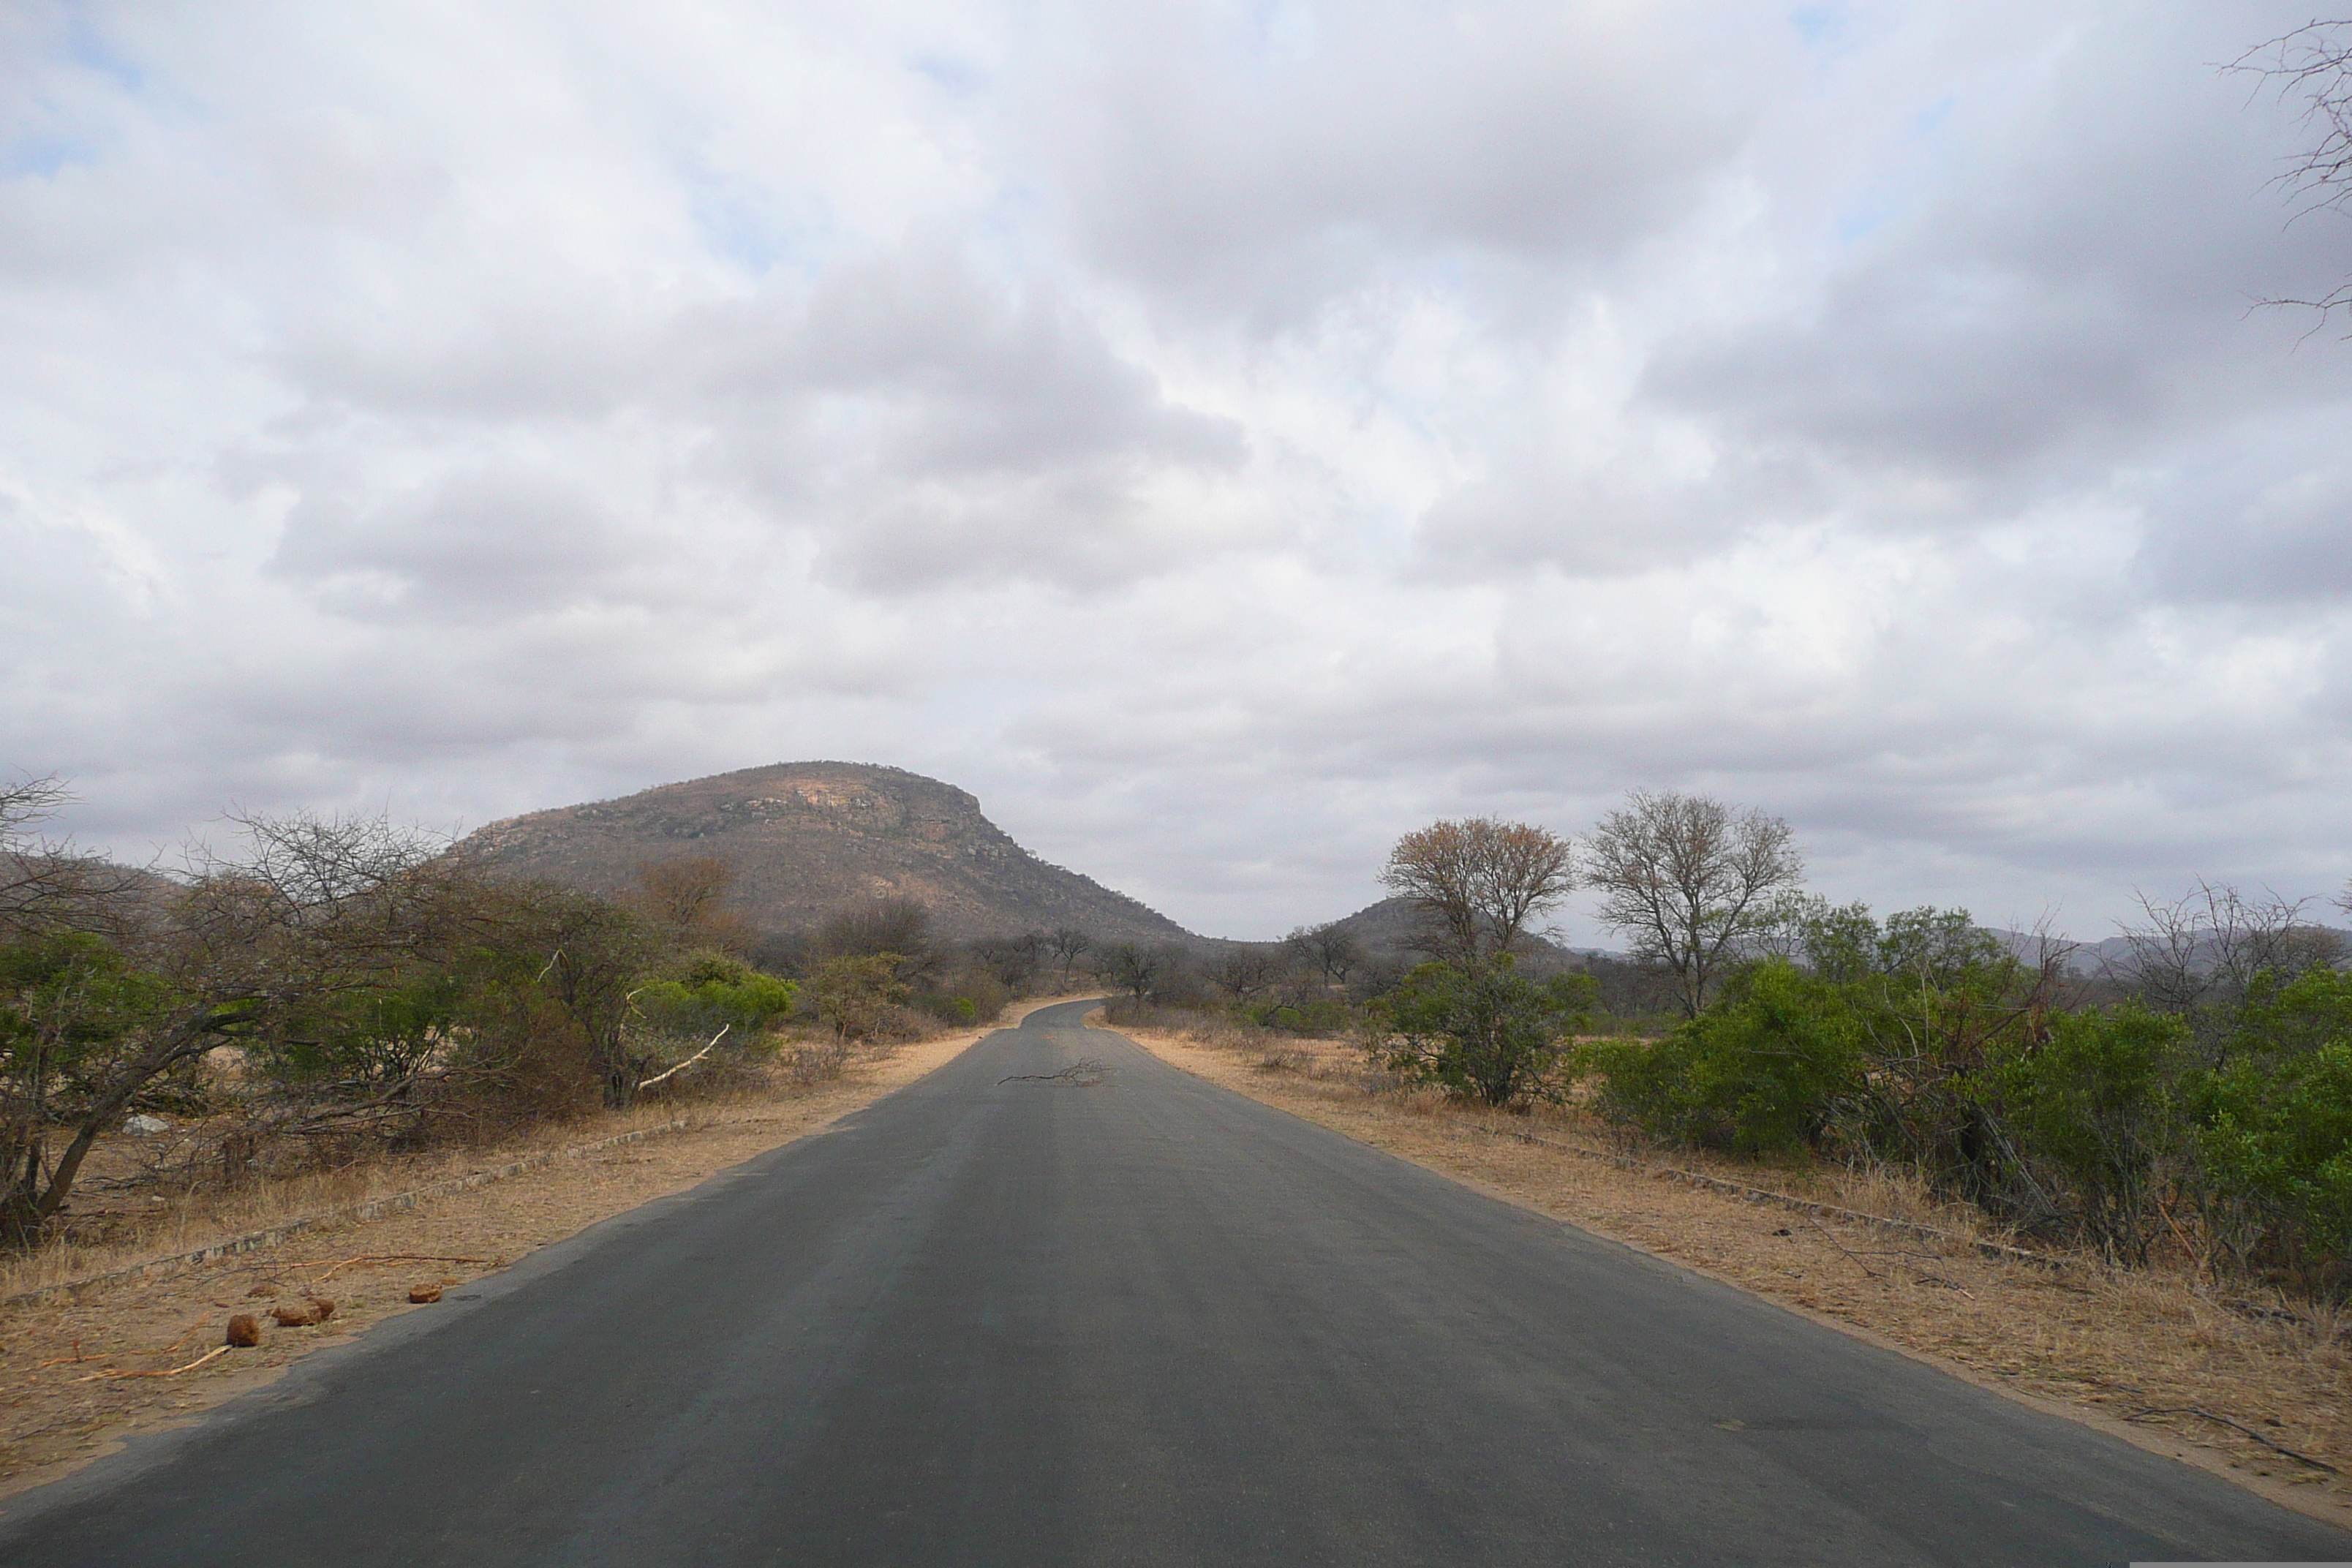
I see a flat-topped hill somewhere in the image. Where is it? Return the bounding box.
[446,761,1191,945]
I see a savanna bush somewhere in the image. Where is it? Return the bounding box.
[2194,1036,2352,1290]
[1367,957,1594,1109]
[1580,961,1861,1155]
[1989,1003,2190,1264]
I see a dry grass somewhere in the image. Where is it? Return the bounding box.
[1112,1016,2352,1530]
[0,1102,697,1305]
[0,998,1067,1500]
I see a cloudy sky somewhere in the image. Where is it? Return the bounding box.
[4,1,2350,942]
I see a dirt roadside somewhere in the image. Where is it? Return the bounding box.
[1107,1016,2352,1532]
[0,998,1067,1502]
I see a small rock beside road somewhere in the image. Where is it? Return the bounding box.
[268,1298,336,1328]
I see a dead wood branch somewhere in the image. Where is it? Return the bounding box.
[304,1252,489,1280]
[1803,1215,1882,1279]
[75,1344,230,1382]
[998,1058,1109,1086]
[637,1025,728,1091]
[2124,1406,2338,1473]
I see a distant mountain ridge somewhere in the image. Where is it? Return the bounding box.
[1984,927,2352,975]
[447,761,1193,945]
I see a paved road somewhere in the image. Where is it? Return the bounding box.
[4,1000,2347,1566]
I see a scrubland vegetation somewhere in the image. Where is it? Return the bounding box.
[1096,795,2352,1310]
[0,777,1022,1265]
[10,763,2348,1319]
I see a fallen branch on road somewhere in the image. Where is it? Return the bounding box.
[998,1058,1109,1086]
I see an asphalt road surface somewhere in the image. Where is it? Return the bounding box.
[5,999,2348,1567]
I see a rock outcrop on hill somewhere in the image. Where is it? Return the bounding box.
[446,761,1192,945]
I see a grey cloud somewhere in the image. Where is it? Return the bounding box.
[245,110,455,232]
[2139,445,2352,605]
[1019,0,1760,325]
[780,243,1244,475]
[1411,442,1831,577]
[10,0,2352,948]
[688,240,1247,591]
[1646,4,2352,491]
[273,295,655,423]
[266,467,636,622]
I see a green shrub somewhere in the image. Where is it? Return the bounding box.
[635,953,799,1044]
[1990,1003,2190,1262]
[913,969,1009,1026]
[2195,1041,2352,1287]
[1368,957,1593,1108]
[1580,961,1861,1154]
[2226,966,2352,1070]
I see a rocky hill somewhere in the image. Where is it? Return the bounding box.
[446,761,1193,945]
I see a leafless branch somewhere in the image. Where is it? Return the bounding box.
[636,1025,728,1090]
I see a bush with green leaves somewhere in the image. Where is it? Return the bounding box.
[259,970,475,1092]
[1581,960,1862,1155]
[1989,1003,2191,1263]
[2195,1045,2352,1286]
[2189,968,2352,1289]
[0,932,175,1235]
[634,952,799,1044]
[1367,957,1594,1109]
[911,965,1009,1028]
[2223,965,2352,1070]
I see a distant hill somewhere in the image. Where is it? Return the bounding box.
[445,761,1193,946]
[1322,897,1434,959]
[1991,927,2352,977]
[1321,896,1601,971]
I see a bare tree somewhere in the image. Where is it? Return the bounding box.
[1046,927,1093,986]
[1379,818,1576,962]
[974,930,1047,992]
[817,895,931,959]
[2108,881,2344,1057]
[812,953,908,1044]
[1101,943,1166,1003]
[0,776,73,932]
[1205,943,1279,1003]
[627,856,746,949]
[0,775,146,938]
[1284,921,1365,989]
[1583,790,1803,1017]
[2232,19,2352,328]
